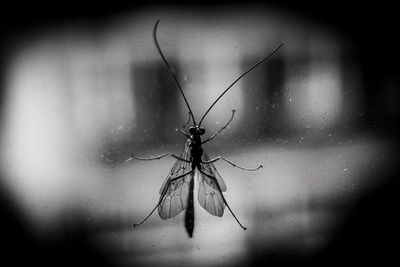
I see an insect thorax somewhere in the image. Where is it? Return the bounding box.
[189,137,203,163]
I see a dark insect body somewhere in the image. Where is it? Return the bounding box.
[129,20,283,237]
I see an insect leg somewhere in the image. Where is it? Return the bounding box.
[202,156,262,171]
[199,169,247,230]
[126,153,190,163]
[202,110,236,144]
[177,112,193,138]
[134,170,194,227]
[220,157,263,171]
[133,204,159,228]
[179,129,191,139]
[181,111,193,129]
[202,157,221,164]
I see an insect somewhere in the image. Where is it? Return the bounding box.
[129,19,283,237]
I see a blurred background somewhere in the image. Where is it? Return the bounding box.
[1,1,399,266]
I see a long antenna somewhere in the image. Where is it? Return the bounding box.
[198,43,284,126]
[153,19,197,125]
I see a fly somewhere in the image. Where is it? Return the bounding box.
[128,19,283,237]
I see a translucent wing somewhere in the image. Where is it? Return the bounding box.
[158,140,193,219]
[198,171,225,217]
[201,151,227,192]
[198,151,226,217]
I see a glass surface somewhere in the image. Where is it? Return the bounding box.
[1,4,399,267]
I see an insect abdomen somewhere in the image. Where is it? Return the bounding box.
[184,176,195,238]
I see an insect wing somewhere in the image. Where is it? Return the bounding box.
[201,151,227,192]
[158,141,192,219]
[198,170,226,217]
